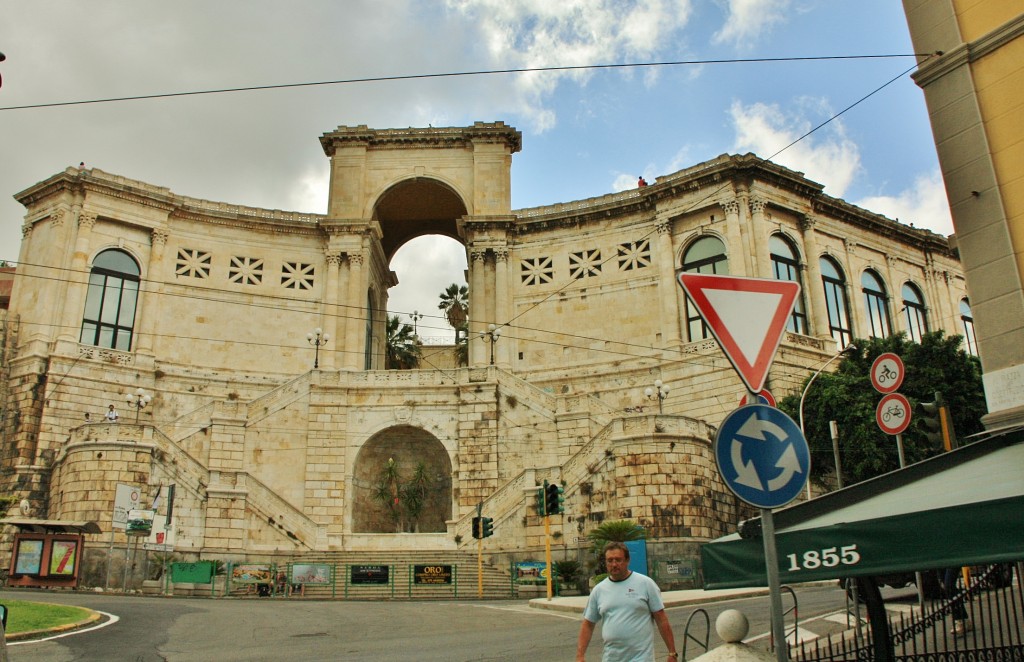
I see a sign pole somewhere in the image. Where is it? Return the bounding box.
[762,507,788,662]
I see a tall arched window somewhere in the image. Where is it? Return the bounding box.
[682,236,728,341]
[80,249,140,351]
[862,269,892,338]
[960,298,978,356]
[902,282,928,342]
[820,256,853,349]
[769,234,807,334]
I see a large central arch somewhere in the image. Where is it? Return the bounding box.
[374,178,467,261]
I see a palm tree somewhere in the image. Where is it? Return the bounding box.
[401,461,431,533]
[372,458,403,531]
[386,315,421,370]
[438,283,469,330]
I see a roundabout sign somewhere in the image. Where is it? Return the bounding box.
[714,404,810,509]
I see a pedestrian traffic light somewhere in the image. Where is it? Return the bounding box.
[545,482,565,515]
[471,516,483,539]
[481,516,494,538]
[536,483,547,516]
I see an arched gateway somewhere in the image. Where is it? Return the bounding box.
[4,121,970,591]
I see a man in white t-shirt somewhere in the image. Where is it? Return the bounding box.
[576,541,678,662]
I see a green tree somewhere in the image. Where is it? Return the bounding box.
[778,331,985,487]
[385,315,421,370]
[438,283,468,330]
[401,461,431,532]
[372,458,403,531]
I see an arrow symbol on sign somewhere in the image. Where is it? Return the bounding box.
[767,442,803,491]
[736,411,789,443]
[730,439,763,490]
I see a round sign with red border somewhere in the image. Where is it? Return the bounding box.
[871,353,905,394]
[876,393,912,435]
[739,390,777,407]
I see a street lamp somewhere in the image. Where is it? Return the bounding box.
[644,379,671,414]
[479,324,502,365]
[124,387,152,423]
[307,327,329,369]
[410,310,423,336]
[798,342,856,497]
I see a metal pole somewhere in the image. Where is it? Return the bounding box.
[830,420,843,489]
[476,501,483,599]
[545,514,553,600]
[895,433,906,469]
[762,508,788,662]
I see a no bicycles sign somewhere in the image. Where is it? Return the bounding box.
[876,392,912,435]
[870,353,905,394]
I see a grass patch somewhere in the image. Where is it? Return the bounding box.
[3,600,92,634]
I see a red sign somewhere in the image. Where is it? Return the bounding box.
[739,389,777,407]
[677,273,800,393]
[876,393,912,435]
[870,353,905,394]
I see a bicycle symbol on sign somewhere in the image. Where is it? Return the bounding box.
[882,405,904,422]
[877,365,898,385]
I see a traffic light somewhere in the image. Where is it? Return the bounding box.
[536,484,547,516]
[918,391,956,450]
[471,516,483,539]
[481,517,494,538]
[545,482,565,515]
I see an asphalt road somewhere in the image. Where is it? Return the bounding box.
[1,584,864,661]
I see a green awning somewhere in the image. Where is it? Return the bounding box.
[702,495,1024,588]
[702,427,1024,589]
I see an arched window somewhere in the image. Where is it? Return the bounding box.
[80,249,140,351]
[820,256,853,349]
[902,282,928,342]
[682,236,728,341]
[769,234,807,334]
[960,298,978,356]
[862,269,892,338]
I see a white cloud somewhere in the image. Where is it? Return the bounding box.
[855,171,954,236]
[713,0,792,47]
[389,236,468,342]
[729,99,861,197]
[445,0,695,131]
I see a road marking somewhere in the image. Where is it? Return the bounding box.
[9,611,120,645]
[465,603,582,621]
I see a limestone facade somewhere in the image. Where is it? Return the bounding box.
[1,122,969,576]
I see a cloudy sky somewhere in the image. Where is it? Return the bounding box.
[0,1,949,342]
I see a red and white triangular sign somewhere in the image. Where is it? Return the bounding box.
[677,273,800,393]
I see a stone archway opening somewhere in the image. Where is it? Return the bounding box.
[352,425,452,533]
[374,178,467,261]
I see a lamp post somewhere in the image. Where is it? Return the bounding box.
[479,324,501,365]
[798,343,856,497]
[307,327,329,369]
[644,379,671,414]
[410,310,423,336]
[124,387,152,423]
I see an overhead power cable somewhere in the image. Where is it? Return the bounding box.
[0,53,926,112]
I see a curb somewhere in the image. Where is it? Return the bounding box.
[5,610,102,642]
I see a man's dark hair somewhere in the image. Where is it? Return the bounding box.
[603,541,630,560]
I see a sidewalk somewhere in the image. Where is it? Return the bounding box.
[530,587,770,614]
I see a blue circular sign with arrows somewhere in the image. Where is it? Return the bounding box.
[714,404,810,509]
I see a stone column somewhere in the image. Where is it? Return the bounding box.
[135,228,168,354]
[323,252,342,370]
[58,211,97,343]
[344,252,364,369]
[656,220,682,347]
[840,239,866,339]
[749,197,771,277]
[884,255,901,336]
[720,200,746,275]
[493,248,510,367]
[469,249,487,366]
[799,216,831,338]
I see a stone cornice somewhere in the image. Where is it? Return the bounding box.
[912,12,1024,88]
[320,121,522,157]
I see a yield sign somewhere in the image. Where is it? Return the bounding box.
[677,273,800,393]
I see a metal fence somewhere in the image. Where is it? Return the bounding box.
[789,563,1024,662]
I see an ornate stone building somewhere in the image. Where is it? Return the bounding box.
[1,122,969,579]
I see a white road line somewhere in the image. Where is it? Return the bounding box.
[9,611,120,645]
